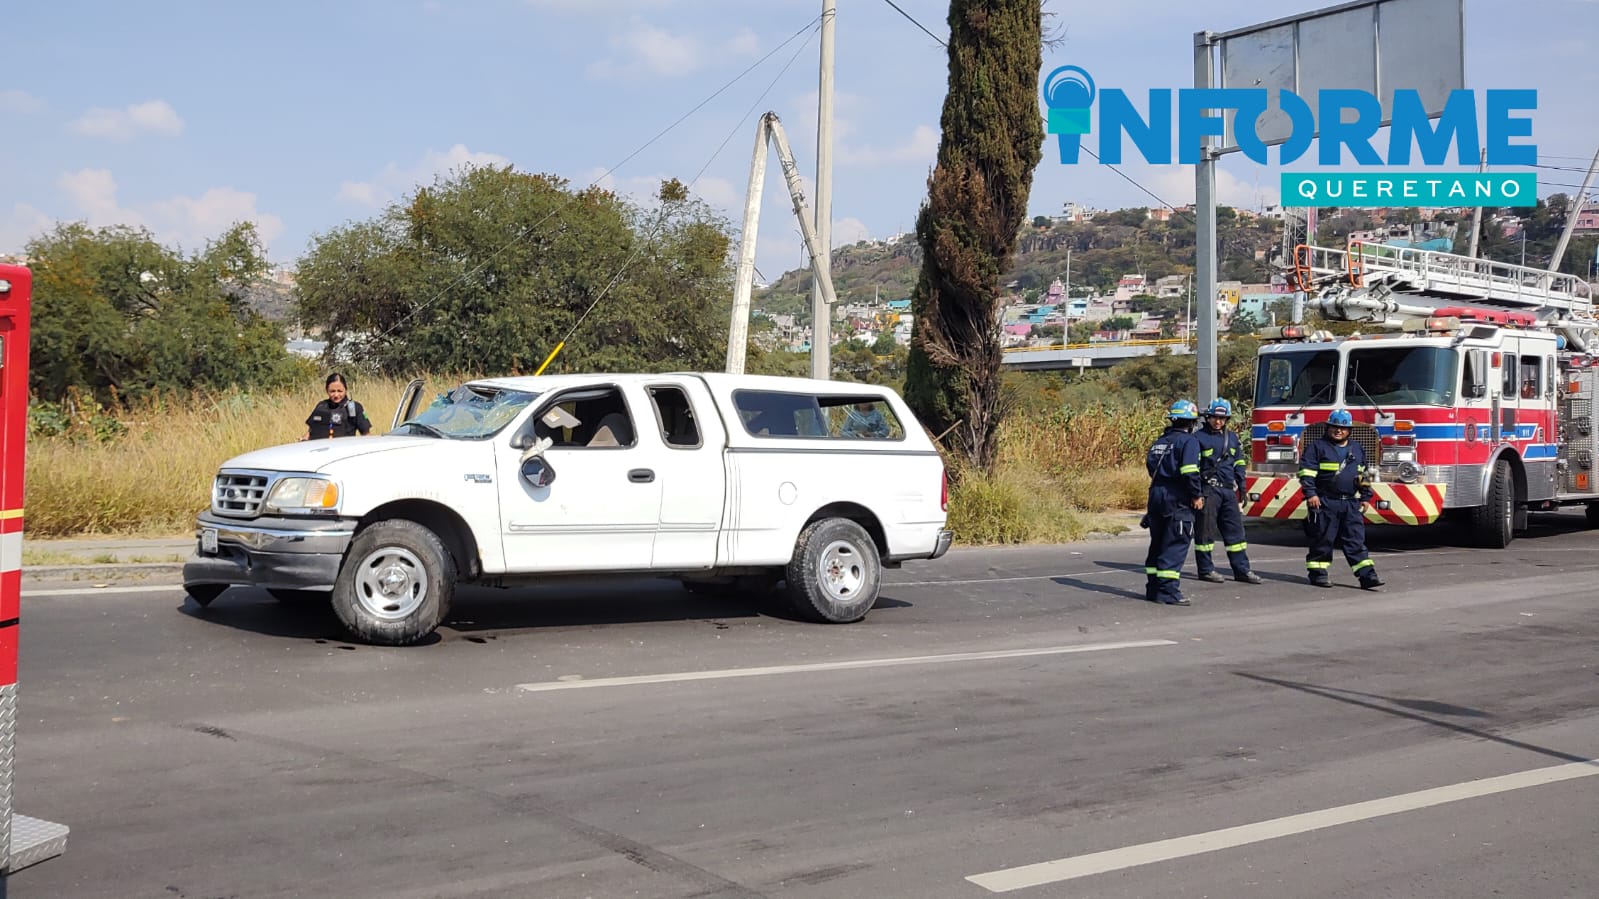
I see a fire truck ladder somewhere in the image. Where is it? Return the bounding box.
[1289,242,1597,346]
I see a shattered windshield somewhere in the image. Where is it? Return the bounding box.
[394,384,539,439]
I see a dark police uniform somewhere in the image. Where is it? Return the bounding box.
[1298,434,1381,587]
[1193,422,1254,580]
[306,398,372,439]
[1144,425,1203,605]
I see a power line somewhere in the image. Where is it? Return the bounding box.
[880,0,946,47]
[551,22,825,357]
[359,14,825,351]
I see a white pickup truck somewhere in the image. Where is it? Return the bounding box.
[183,372,953,645]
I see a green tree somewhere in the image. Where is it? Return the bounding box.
[1229,310,1262,335]
[26,221,301,404]
[295,166,733,376]
[872,330,898,355]
[904,0,1044,469]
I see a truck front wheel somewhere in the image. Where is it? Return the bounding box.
[1467,459,1515,549]
[785,518,881,623]
[331,520,455,646]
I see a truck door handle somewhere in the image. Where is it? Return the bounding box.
[628,469,655,483]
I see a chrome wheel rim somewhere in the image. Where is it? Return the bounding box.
[817,540,865,603]
[353,546,427,621]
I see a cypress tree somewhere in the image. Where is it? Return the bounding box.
[904,0,1043,472]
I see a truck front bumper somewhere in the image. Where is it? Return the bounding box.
[182,512,357,593]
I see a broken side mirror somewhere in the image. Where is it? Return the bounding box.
[521,456,555,489]
[518,435,555,488]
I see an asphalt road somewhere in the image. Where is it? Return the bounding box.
[5,516,1597,898]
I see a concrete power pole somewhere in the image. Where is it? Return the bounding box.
[1192,31,1218,406]
[1549,144,1599,275]
[811,0,836,381]
[725,117,772,375]
[1466,149,1486,258]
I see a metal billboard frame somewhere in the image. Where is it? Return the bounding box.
[1190,0,1466,406]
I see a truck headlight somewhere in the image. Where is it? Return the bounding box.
[264,477,340,514]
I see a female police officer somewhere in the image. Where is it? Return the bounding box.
[301,372,373,441]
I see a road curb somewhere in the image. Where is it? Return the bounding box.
[23,562,186,579]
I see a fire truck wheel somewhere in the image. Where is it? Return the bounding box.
[785,517,881,623]
[1468,460,1515,549]
[1586,503,1599,529]
[331,519,456,646]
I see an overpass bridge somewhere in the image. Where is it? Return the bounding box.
[1000,338,1192,371]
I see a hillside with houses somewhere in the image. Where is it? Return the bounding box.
[750,197,1599,356]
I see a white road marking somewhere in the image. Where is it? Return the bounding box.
[23,584,181,598]
[966,758,1599,893]
[515,639,1178,693]
[888,570,1101,587]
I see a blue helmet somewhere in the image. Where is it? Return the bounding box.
[1327,408,1353,427]
[1205,398,1233,417]
[1168,399,1199,421]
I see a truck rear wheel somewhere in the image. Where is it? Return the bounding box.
[1587,503,1599,529]
[331,520,455,646]
[785,518,880,623]
[1467,459,1515,549]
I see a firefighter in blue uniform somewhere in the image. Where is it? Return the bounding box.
[1298,408,1384,589]
[1143,399,1204,606]
[1192,398,1262,585]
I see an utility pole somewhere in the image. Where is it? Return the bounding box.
[1192,31,1218,405]
[1467,148,1486,258]
[724,116,771,375]
[1549,144,1599,275]
[724,112,839,376]
[811,0,836,381]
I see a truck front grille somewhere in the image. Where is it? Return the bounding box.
[213,473,269,517]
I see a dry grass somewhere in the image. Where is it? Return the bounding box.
[943,404,1166,545]
[26,380,1160,546]
[24,375,423,537]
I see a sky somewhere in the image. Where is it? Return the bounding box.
[3,0,1596,287]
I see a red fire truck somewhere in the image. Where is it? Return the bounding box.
[1243,242,1599,547]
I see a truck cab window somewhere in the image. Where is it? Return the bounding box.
[532,387,635,448]
[648,386,701,448]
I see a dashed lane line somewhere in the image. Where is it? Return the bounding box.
[514,639,1178,693]
[966,758,1599,893]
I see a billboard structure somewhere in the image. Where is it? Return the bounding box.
[1191,0,1465,404]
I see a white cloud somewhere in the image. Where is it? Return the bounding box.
[690,176,741,209]
[0,204,54,255]
[0,89,44,114]
[838,124,940,167]
[832,216,871,247]
[581,167,746,212]
[1140,165,1262,210]
[337,143,512,207]
[586,17,759,79]
[52,168,284,255]
[726,27,759,57]
[69,100,184,140]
